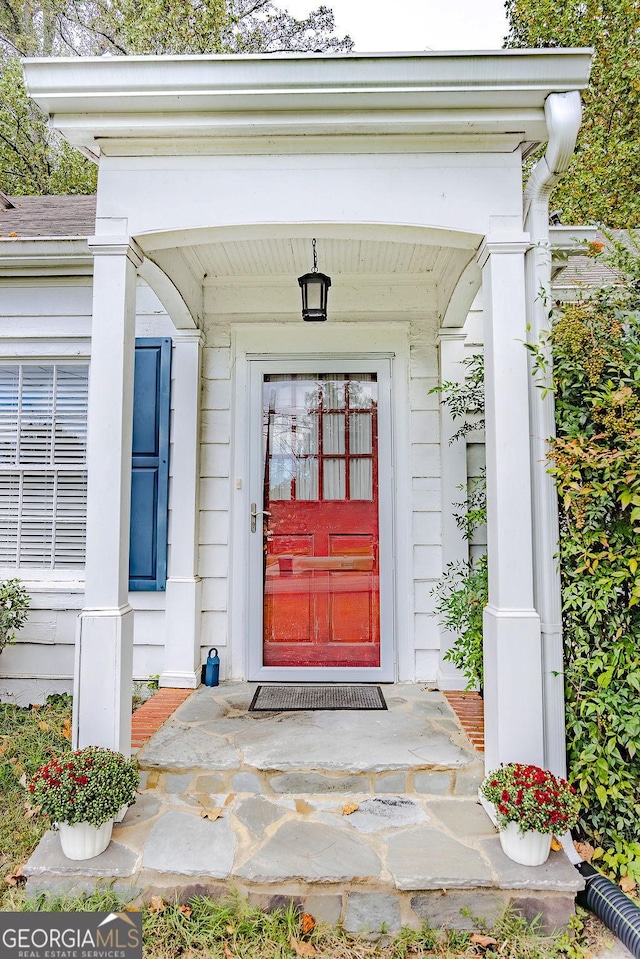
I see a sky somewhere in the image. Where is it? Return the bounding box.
[285,0,509,52]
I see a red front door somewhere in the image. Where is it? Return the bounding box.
[262,373,380,668]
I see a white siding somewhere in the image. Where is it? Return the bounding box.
[409,319,441,681]
[198,324,233,672]
[0,278,172,701]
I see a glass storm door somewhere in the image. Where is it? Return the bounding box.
[261,373,380,668]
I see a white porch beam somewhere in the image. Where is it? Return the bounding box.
[478,235,544,773]
[161,331,204,688]
[437,331,470,689]
[73,236,141,754]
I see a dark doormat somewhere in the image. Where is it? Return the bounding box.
[249,685,387,711]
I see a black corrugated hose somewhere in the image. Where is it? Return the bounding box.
[575,861,640,958]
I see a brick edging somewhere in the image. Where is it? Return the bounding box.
[131,687,192,749]
[442,690,485,752]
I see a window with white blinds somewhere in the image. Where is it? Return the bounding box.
[0,363,88,569]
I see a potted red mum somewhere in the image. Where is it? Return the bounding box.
[29,746,139,861]
[481,763,580,866]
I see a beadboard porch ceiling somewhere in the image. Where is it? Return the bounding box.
[144,232,479,325]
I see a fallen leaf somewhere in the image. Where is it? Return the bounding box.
[620,876,637,894]
[148,896,166,913]
[301,913,316,935]
[223,943,235,959]
[5,867,25,888]
[225,925,234,935]
[38,721,50,732]
[23,803,40,819]
[470,933,498,948]
[574,840,595,862]
[177,904,192,919]
[551,836,562,851]
[11,763,24,778]
[342,802,359,815]
[295,799,313,814]
[224,793,234,806]
[31,704,41,711]
[290,935,316,957]
[200,806,222,822]
[61,719,72,740]
[125,907,141,912]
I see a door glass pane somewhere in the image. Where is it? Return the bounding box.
[350,459,372,500]
[349,413,372,454]
[296,457,318,500]
[322,378,346,410]
[323,458,346,500]
[323,413,345,454]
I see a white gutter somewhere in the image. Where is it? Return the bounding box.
[523,90,583,778]
[21,50,592,155]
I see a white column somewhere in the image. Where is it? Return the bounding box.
[73,238,142,754]
[437,331,469,689]
[524,228,567,777]
[478,236,544,773]
[161,331,204,688]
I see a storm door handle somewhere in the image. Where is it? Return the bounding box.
[250,503,272,533]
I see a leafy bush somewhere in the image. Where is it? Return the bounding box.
[0,578,30,654]
[430,355,488,689]
[432,553,487,689]
[546,234,640,880]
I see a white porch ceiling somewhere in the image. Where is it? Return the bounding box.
[146,234,478,327]
[179,236,468,280]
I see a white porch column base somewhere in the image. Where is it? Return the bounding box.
[160,576,202,688]
[482,604,543,773]
[73,606,134,752]
[159,670,200,688]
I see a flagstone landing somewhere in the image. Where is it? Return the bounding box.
[24,683,583,934]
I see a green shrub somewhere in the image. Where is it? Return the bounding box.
[0,578,30,654]
[546,233,640,879]
[430,355,488,689]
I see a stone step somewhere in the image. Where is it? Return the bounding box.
[133,682,485,799]
[138,762,485,799]
[24,788,583,936]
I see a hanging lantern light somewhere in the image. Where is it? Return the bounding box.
[298,238,331,322]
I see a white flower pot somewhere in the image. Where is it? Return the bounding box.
[57,820,114,861]
[499,821,552,866]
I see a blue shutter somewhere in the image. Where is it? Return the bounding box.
[129,338,171,591]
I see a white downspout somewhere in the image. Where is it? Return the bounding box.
[523,90,583,777]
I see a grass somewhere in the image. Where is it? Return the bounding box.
[0,694,72,900]
[0,889,594,959]
[0,699,619,958]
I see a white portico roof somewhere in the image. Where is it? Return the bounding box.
[23,50,592,160]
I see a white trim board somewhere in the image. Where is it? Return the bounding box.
[229,323,412,683]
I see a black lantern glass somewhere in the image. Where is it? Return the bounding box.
[298,239,331,322]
